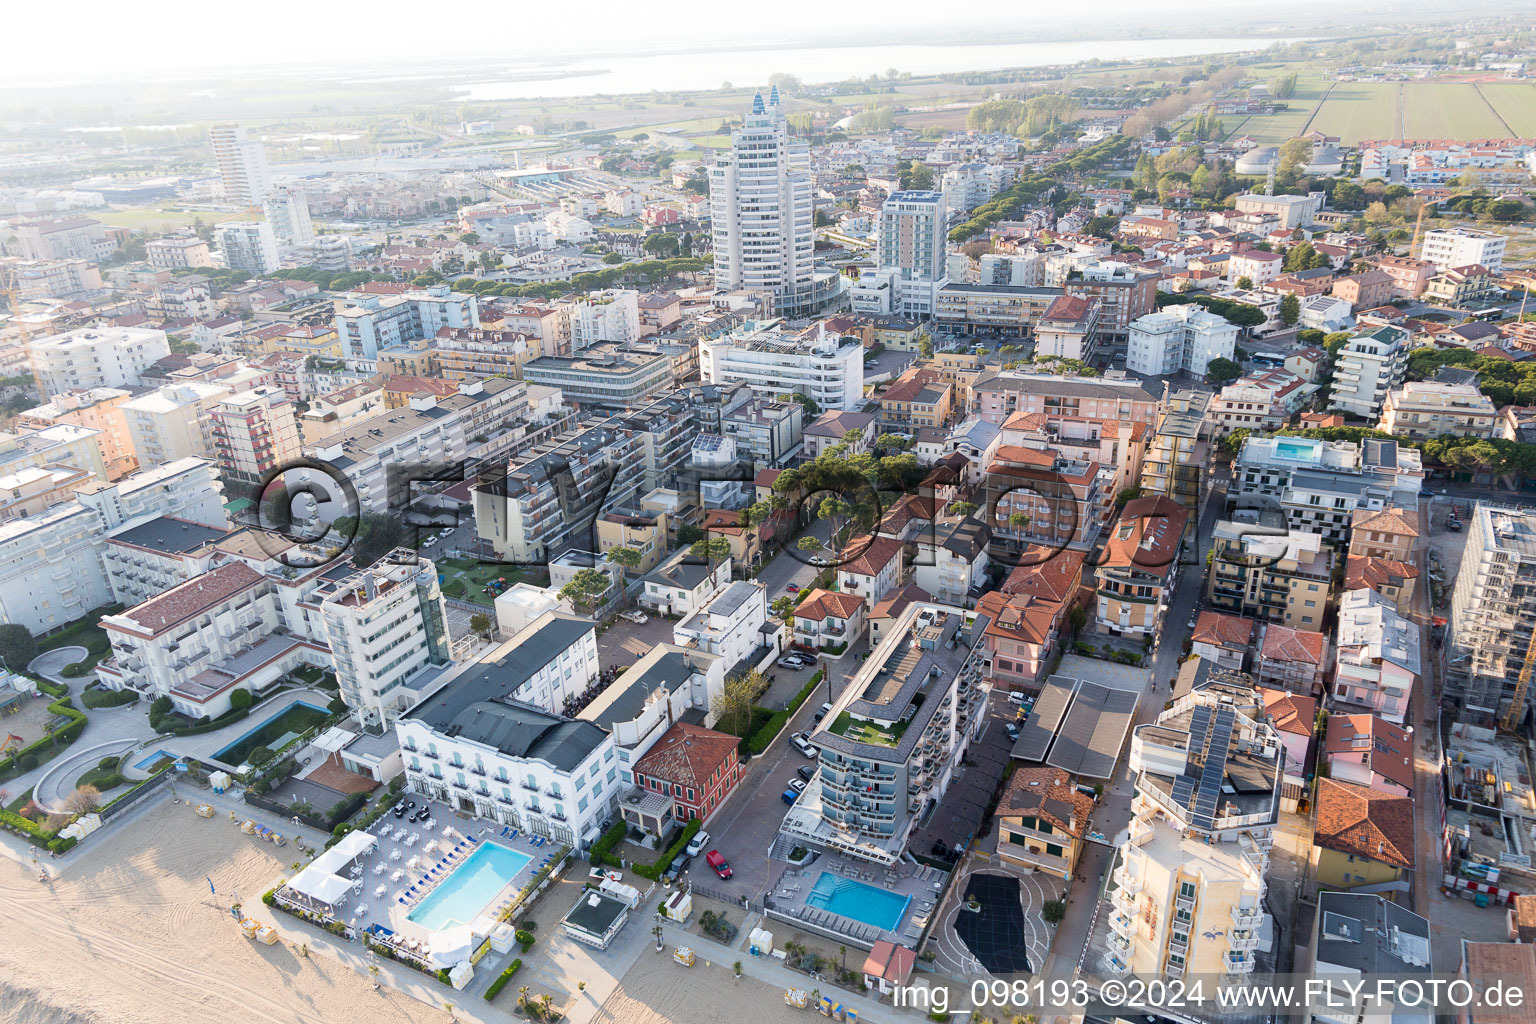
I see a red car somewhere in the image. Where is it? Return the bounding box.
[706,850,732,879]
[785,583,800,593]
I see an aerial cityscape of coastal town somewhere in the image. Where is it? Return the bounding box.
[10,3,1536,1023]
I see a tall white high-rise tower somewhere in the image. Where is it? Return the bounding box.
[209,123,272,207]
[709,86,818,316]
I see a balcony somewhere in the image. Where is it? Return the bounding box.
[520,780,540,792]
[1231,906,1264,929]
[1229,929,1260,952]
[450,779,468,790]
[470,766,486,776]
[495,794,515,805]
[422,750,439,760]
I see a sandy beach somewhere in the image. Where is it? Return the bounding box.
[0,797,823,1024]
[0,800,436,1024]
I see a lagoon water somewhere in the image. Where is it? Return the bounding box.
[457,36,1295,101]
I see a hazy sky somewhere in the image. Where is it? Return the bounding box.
[10,0,1304,84]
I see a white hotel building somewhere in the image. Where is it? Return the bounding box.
[700,318,864,411]
[1126,305,1239,379]
[0,458,226,635]
[317,554,454,728]
[28,326,171,398]
[395,617,618,851]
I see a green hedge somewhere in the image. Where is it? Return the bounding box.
[153,705,250,737]
[743,670,823,756]
[631,819,701,880]
[514,928,535,951]
[484,958,523,1000]
[0,696,87,783]
[81,686,137,709]
[588,820,627,868]
[35,679,68,698]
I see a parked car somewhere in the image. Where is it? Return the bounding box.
[619,610,649,625]
[791,733,819,759]
[796,764,817,782]
[1005,691,1026,705]
[1446,517,1463,531]
[781,787,800,805]
[685,830,710,858]
[785,583,800,593]
[813,701,834,722]
[706,850,732,879]
[776,655,810,670]
[661,861,683,885]
[1005,722,1020,741]
[1420,487,1437,498]
[789,778,807,794]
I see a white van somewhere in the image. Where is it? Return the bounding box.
[685,830,710,858]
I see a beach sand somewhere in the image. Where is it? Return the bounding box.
[0,797,819,1024]
[0,800,432,1024]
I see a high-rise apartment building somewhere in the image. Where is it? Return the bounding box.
[874,190,948,317]
[699,318,864,411]
[1448,504,1536,730]
[210,387,302,488]
[1328,325,1410,420]
[1126,306,1239,378]
[209,123,272,206]
[215,221,280,275]
[28,326,171,398]
[122,382,233,468]
[262,186,314,244]
[1418,227,1506,274]
[709,87,822,316]
[317,552,453,728]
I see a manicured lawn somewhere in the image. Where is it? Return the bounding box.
[828,710,908,749]
[435,558,544,606]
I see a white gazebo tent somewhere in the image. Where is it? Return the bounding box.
[429,925,475,966]
[285,865,354,912]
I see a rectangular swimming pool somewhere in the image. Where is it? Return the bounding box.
[133,749,174,772]
[408,842,533,932]
[212,701,330,766]
[806,871,911,933]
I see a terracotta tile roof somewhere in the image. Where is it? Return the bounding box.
[869,584,931,621]
[632,722,737,790]
[1461,943,1536,1024]
[1344,555,1421,594]
[700,508,747,535]
[976,588,1059,646]
[1001,410,1050,432]
[1260,624,1327,666]
[993,444,1056,467]
[1260,688,1317,737]
[795,589,866,622]
[1313,778,1415,871]
[1000,547,1085,604]
[754,468,783,488]
[1350,507,1419,538]
[1324,714,1414,792]
[861,940,917,985]
[1098,496,1188,578]
[114,561,264,636]
[995,764,1093,839]
[838,534,904,577]
[878,493,935,536]
[1192,611,1257,650]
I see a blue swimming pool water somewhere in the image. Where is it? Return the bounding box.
[1275,438,1317,462]
[408,842,533,931]
[807,871,911,932]
[133,749,174,771]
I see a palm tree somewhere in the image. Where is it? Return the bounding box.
[838,945,847,970]
[518,985,530,1013]
[444,1001,456,1022]
[368,963,380,990]
[538,993,554,1020]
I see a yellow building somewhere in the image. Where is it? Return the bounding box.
[16,386,139,480]
[1310,778,1415,892]
[1109,820,1268,979]
[266,324,343,360]
[994,765,1094,880]
[699,508,762,568]
[879,371,954,430]
[1109,683,1283,981]
[1095,495,1188,637]
[375,338,439,377]
[595,511,670,575]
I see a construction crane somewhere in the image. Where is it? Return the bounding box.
[1500,600,1536,733]
[1410,202,1427,256]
